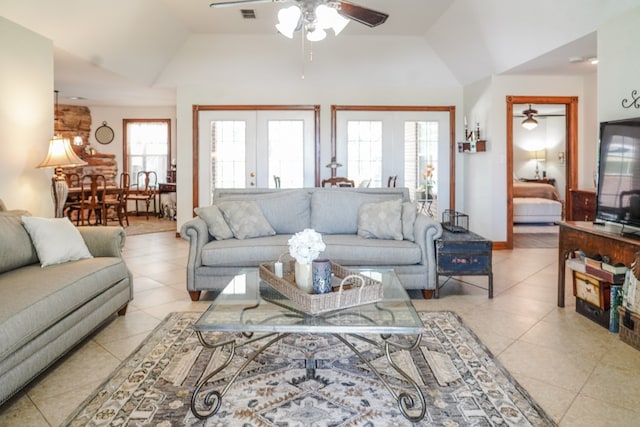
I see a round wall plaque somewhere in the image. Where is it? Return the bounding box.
[95,121,114,144]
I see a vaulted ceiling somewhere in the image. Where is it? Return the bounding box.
[2,0,638,106]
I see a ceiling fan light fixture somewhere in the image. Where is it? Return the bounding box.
[275,5,301,39]
[522,115,538,130]
[306,27,326,42]
[316,4,349,35]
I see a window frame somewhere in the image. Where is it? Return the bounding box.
[122,118,172,183]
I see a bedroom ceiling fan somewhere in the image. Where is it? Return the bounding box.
[210,0,389,41]
[521,104,538,130]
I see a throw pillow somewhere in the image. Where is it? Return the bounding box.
[357,198,403,240]
[216,201,276,240]
[402,201,418,242]
[21,216,93,267]
[195,205,234,240]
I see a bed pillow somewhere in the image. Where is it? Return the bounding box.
[357,198,403,240]
[21,216,93,267]
[195,205,234,240]
[216,200,276,240]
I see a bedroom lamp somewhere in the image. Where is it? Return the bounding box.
[38,91,87,217]
[529,149,546,179]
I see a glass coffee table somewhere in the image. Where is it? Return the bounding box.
[190,268,426,422]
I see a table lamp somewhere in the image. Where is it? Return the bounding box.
[37,135,87,217]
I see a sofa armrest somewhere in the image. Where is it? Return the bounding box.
[180,217,211,291]
[413,214,443,289]
[77,226,126,258]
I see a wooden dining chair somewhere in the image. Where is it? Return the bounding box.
[104,172,130,227]
[387,175,398,187]
[128,171,158,219]
[321,177,355,188]
[68,174,108,226]
[62,172,81,219]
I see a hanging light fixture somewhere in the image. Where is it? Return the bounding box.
[275,1,350,42]
[522,104,538,130]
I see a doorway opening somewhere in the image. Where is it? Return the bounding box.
[506,96,578,249]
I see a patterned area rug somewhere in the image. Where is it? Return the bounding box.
[62,311,556,426]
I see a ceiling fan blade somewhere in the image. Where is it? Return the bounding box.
[336,0,388,27]
[210,0,278,8]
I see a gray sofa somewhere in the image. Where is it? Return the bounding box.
[180,187,443,300]
[0,212,133,406]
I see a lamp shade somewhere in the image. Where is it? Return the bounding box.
[37,136,87,169]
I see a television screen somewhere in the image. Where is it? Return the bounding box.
[596,117,640,230]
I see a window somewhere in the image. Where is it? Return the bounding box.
[404,121,438,198]
[124,119,171,184]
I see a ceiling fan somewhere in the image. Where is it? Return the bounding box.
[210,0,389,41]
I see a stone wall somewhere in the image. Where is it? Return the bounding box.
[57,104,118,184]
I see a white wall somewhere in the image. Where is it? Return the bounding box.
[462,74,596,242]
[0,17,53,216]
[598,7,640,122]
[163,34,464,228]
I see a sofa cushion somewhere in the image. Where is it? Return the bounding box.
[195,205,234,240]
[215,190,311,234]
[0,257,128,361]
[402,201,418,242]
[322,235,421,265]
[200,235,291,267]
[21,216,93,267]
[357,199,403,240]
[217,201,276,240]
[311,190,401,234]
[0,216,38,274]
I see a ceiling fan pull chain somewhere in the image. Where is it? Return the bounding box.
[300,28,305,79]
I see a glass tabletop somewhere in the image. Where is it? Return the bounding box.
[194,269,423,335]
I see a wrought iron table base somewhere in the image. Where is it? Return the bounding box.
[190,330,426,422]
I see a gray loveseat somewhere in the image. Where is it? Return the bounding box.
[181,187,443,300]
[0,212,133,406]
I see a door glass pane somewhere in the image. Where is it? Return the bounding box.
[212,121,246,189]
[404,121,438,200]
[126,121,169,182]
[346,121,382,187]
[268,120,304,188]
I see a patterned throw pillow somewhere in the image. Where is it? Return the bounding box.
[195,205,234,240]
[357,198,403,240]
[216,201,276,240]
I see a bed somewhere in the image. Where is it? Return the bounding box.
[513,181,563,223]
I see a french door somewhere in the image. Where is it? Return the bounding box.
[197,109,316,205]
[334,109,450,214]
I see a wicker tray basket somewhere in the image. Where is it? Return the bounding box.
[618,306,640,351]
[259,260,383,315]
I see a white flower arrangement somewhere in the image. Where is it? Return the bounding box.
[288,228,326,265]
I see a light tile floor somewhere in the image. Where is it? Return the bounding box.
[1,231,639,426]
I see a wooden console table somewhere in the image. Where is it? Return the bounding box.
[557,221,640,307]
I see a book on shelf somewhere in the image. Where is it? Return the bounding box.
[584,257,602,269]
[601,262,628,275]
[585,264,626,284]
